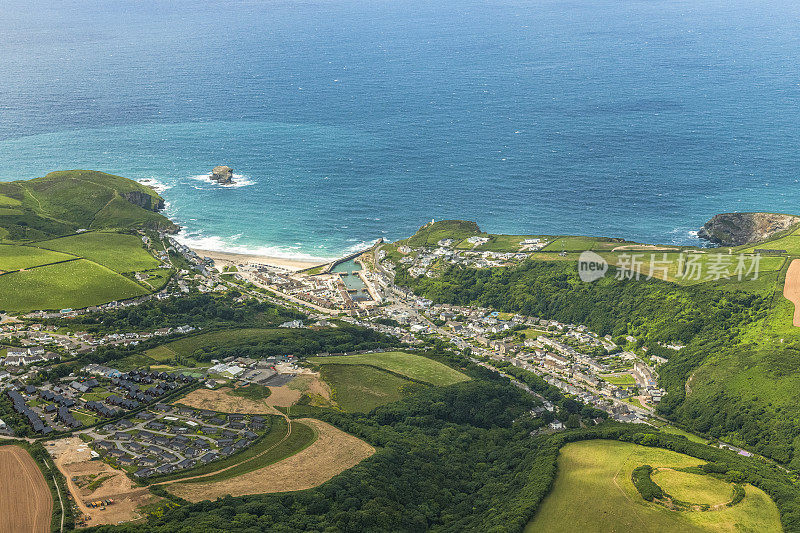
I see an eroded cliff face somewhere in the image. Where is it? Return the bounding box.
[698,212,800,246]
[121,190,165,211]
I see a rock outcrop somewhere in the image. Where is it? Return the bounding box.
[697,212,800,246]
[210,166,234,184]
[121,190,165,212]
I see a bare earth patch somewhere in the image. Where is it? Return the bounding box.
[175,376,330,414]
[175,387,283,415]
[783,259,800,327]
[0,445,52,533]
[168,418,375,502]
[47,437,156,527]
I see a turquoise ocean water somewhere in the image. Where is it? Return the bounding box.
[1,0,799,259]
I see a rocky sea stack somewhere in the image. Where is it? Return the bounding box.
[210,165,234,184]
[698,212,800,246]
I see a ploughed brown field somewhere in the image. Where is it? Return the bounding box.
[784,259,800,327]
[0,445,52,533]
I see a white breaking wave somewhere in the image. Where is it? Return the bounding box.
[174,231,336,263]
[186,173,255,188]
[137,177,172,193]
[343,238,380,254]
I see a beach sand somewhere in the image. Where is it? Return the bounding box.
[191,248,328,272]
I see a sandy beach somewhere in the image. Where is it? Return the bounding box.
[191,248,329,272]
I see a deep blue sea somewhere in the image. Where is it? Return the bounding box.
[1,0,799,260]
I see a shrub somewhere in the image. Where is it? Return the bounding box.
[632,465,664,501]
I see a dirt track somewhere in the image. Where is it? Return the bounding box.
[783,259,800,326]
[0,445,52,533]
[167,418,374,502]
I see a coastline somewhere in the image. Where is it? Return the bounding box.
[191,247,328,272]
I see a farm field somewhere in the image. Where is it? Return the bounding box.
[34,231,159,273]
[0,243,74,272]
[308,351,469,386]
[740,234,800,254]
[783,259,800,327]
[0,445,53,533]
[596,251,785,285]
[167,418,374,502]
[651,468,735,507]
[320,364,412,412]
[540,236,600,252]
[526,440,781,533]
[0,259,149,313]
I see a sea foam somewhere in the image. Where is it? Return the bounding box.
[186,173,255,188]
[174,231,335,263]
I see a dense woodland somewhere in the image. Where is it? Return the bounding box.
[393,260,800,465]
[49,293,305,333]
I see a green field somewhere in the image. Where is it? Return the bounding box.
[0,194,22,207]
[0,244,74,271]
[145,329,279,360]
[308,351,469,386]
[0,259,148,313]
[319,364,414,412]
[654,424,709,445]
[651,468,735,507]
[740,234,800,254]
[600,373,636,387]
[596,251,785,285]
[230,384,272,400]
[405,220,483,248]
[540,236,600,252]
[526,440,781,533]
[455,234,552,252]
[34,231,159,273]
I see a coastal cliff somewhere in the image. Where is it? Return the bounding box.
[122,190,165,212]
[698,212,799,246]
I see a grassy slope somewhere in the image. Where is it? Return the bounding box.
[0,259,148,312]
[308,351,469,386]
[0,244,74,271]
[651,469,734,506]
[0,171,175,311]
[0,170,175,241]
[405,220,483,248]
[34,231,159,273]
[526,440,781,533]
[320,364,412,412]
[145,329,281,360]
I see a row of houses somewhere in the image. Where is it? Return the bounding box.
[7,389,51,434]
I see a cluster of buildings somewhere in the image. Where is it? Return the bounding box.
[88,406,266,478]
[1,365,195,436]
[0,324,198,377]
[392,238,545,279]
